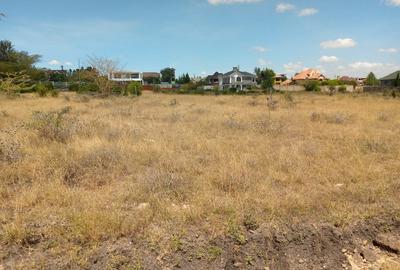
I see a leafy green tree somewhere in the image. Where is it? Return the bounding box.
[0,40,41,73]
[365,72,379,86]
[255,67,275,90]
[0,40,13,61]
[49,72,68,82]
[160,67,175,83]
[176,73,191,84]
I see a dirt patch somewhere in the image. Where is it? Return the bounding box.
[1,217,399,269]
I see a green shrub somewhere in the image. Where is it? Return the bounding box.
[68,83,79,92]
[127,82,143,96]
[50,89,60,97]
[81,83,99,93]
[304,81,321,92]
[69,83,99,93]
[229,88,237,93]
[338,85,347,93]
[34,82,54,97]
[112,85,125,95]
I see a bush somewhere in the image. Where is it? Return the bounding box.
[112,85,126,95]
[34,82,54,97]
[68,83,79,92]
[127,82,143,96]
[338,85,347,93]
[30,107,80,143]
[304,81,321,92]
[50,89,60,97]
[69,83,99,93]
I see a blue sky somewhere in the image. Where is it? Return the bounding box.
[1,0,400,78]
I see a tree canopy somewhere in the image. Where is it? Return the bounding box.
[176,73,190,84]
[160,67,175,83]
[255,67,275,89]
[0,40,41,73]
[365,72,380,86]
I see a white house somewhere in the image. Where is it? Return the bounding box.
[108,71,143,84]
[222,67,256,90]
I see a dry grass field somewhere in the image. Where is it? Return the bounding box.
[1,91,400,269]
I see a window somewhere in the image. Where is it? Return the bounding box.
[113,73,122,79]
[130,73,139,79]
[236,77,242,82]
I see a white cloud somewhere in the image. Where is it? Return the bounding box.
[298,8,318,16]
[348,62,383,69]
[320,38,356,49]
[276,3,295,13]
[208,0,262,5]
[320,56,339,63]
[48,59,61,66]
[252,46,268,52]
[344,62,400,77]
[386,0,400,6]
[65,61,73,66]
[378,48,398,53]
[283,62,306,73]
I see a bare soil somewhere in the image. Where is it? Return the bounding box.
[2,216,399,269]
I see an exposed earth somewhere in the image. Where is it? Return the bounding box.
[1,217,400,269]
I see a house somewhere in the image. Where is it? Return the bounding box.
[206,67,256,91]
[292,69,327,85]
[206,72,223,86]
[206,67,257,91]
[222,67,257,90]
[108,71,143,84]
[274,74,287,85]
[338,76,366,86]
[380,70,400,87]
[142,72,161,85]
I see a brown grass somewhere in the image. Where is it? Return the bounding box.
[1,92,400,262]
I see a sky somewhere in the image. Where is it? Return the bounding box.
[1,0,400,78]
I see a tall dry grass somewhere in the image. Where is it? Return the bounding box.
[0,92,399,261]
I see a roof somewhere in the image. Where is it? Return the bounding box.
[380,70,400,81]
[293,69,326,80]
[142,72,160,78]
[223,70,255,77]
[339,76,356,81]
[206,72,223,80]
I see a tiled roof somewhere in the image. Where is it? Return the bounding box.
[293,69,326,80]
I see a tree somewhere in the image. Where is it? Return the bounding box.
[87,56,119,77]
[87,56,120,96]
[160,67,175,83]
[255,67,275,90]
[176,73,190,84]
[0,40,13,61]
[0,40,41,73]
[365,72,379,86]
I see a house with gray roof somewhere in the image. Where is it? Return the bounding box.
[380,70,400,87]
[206,67,257,91]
